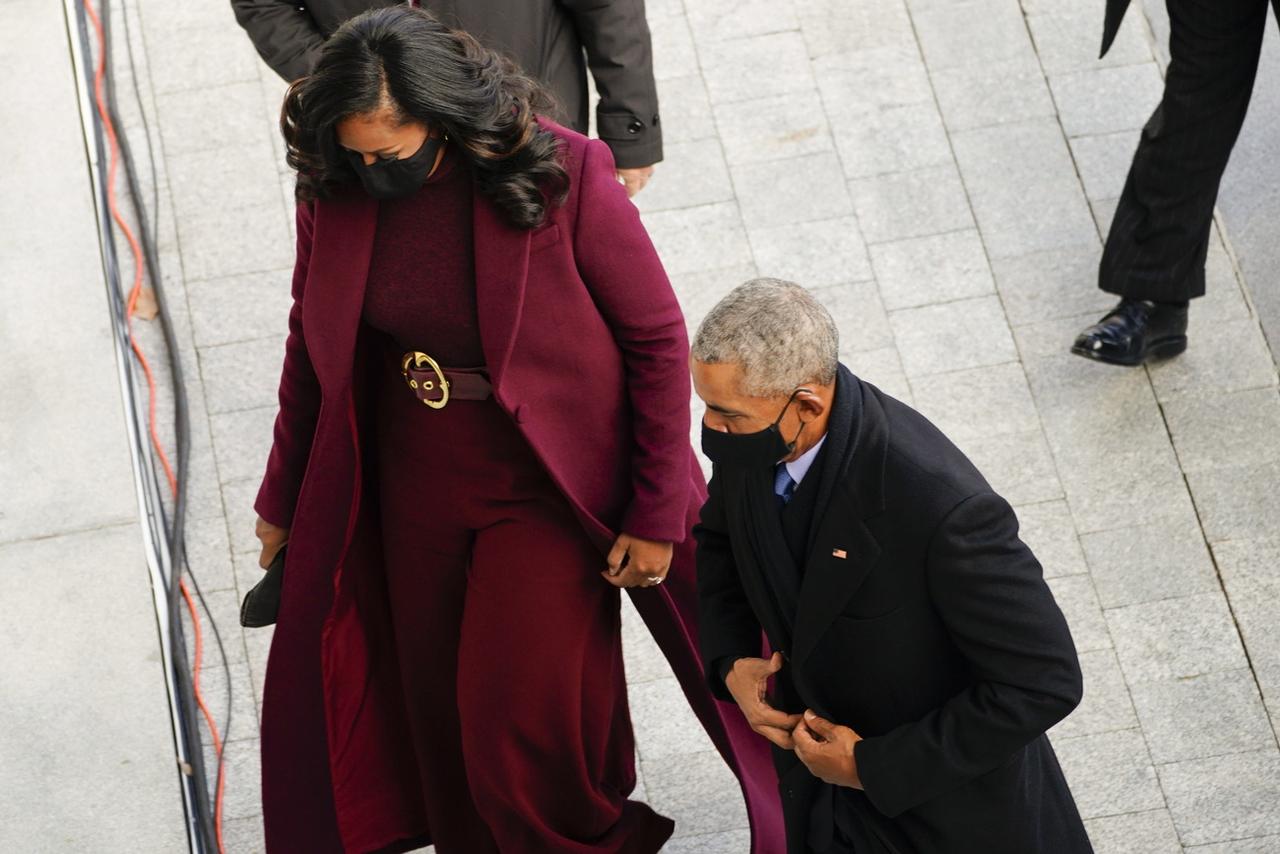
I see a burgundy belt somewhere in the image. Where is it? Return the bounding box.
[400,350,492,408]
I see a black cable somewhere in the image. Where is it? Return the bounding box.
[95,0,230,848]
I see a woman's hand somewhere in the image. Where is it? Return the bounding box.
[602,532,672,588]
[255,515,290,569]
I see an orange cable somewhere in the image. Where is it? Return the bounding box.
[80,1,227,849]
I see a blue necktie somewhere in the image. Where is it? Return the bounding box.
[774,464,797,508]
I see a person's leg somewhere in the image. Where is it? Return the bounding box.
[457,491,675,854]
[1100,0,1269,301]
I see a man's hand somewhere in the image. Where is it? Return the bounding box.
[725,652,803,750]
[602,532,672,588]
[616,166,655,197]
[794,710,863,789]
[255,515,289,569]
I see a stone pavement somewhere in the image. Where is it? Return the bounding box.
[71,0,1280,850]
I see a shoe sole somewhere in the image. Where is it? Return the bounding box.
[1070,334,1188,367]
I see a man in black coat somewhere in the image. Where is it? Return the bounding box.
[230,0,661,193]
[691,278,1092,853]
[1073,0,1266,365]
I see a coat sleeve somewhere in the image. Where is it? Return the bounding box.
[557,0,662,169]
[229,0,326,83]
[694,470,762,701]
[572,137,690,543]
[854,491,1084,818]
[254,203,322,530]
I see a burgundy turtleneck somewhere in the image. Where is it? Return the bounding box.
[361,143,485,368]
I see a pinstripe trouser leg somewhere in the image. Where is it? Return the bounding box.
[1099,0,1272,301]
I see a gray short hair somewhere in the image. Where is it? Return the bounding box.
[692,278,839,397]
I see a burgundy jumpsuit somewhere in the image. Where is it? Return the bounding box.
[361,146,673,853]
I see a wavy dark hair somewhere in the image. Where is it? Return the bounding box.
[281,6,569,229]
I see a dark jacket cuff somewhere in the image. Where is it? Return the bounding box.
[597,112,663,169]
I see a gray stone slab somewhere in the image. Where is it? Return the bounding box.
[889,295,1017,377]
[165,143,290,222]
[795,0,917,58]
[869,228,996,311]
[628,678,719,760]
[960,428,1064,506]
[193,660,260,748]
[183,587,248,666]
[686,0,799,44]
[223,476,267,555]
[812,281,895,353]
[641,750,747,838]
[221,815,267,854]
[1084,809,1182,854]
[1050,64,1165,138]
[137,0,241,33]
[951,119,1099,259]
[911,0,1037,71]
[1106,592,1249,684]
[1192,457,1280,542]
[199,335,288,415]
[732,152,853,229]
[656,75,718,144]
[748,216,872,287]
[1130,669,1274,765]
[828,101,953,179]
[932,55,1057,133]
[176,200,294,282]
[992,246,1116,328]
[1053,728,1164,819]
[145,21,262,95]
[210,404,279,486]
[1015,499,1090,579]
[1164,388,1280,475]
[622,595,672,684]
[1070,132,1139,202]
[1211,537,1280,735]
[155,81,276,157]
[1147,317,1278,403]
[635,139,735,213]
[1078,519,1219,610]
[0,526,187,851]
[1047,574,1112,654]
[1051,649,1138,740]
[671,264,760,335]
[1187,837,1280,853]
[843,346,914,406]
[650,14,699,81]
[1158,749,1280,846]
[1023,0,1155,74]
[186,267,296,348]
[643,203,753,276]
[910,361,1039,440]
[812,44,935,115]
[700,32,815,105]
[714,91,834,166]
[849,163,976,244]
[184,513,238,595]
[217,737,265,822]
[662,829,752,853]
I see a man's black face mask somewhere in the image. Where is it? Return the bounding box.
[701,388,809,469]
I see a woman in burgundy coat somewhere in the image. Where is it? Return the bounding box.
[249,7,779,853]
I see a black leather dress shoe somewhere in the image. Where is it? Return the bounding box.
[1071,299,1189,366]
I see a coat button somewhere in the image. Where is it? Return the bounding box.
[627,118,643,134]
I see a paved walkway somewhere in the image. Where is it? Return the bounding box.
[48,0,1280,850]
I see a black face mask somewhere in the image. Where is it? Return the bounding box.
[345,133,445,200]
[701,389,809,469]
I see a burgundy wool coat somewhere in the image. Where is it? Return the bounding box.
[252,118,783,853]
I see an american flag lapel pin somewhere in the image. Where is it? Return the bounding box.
[832,548,848,559]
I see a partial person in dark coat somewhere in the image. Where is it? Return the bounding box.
[1073,0,1268,366]
[692,279,1092,853]
[230,0,662,194]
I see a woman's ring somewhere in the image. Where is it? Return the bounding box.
[648,576,665,585]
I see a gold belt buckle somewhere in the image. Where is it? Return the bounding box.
[401,351,450,409]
